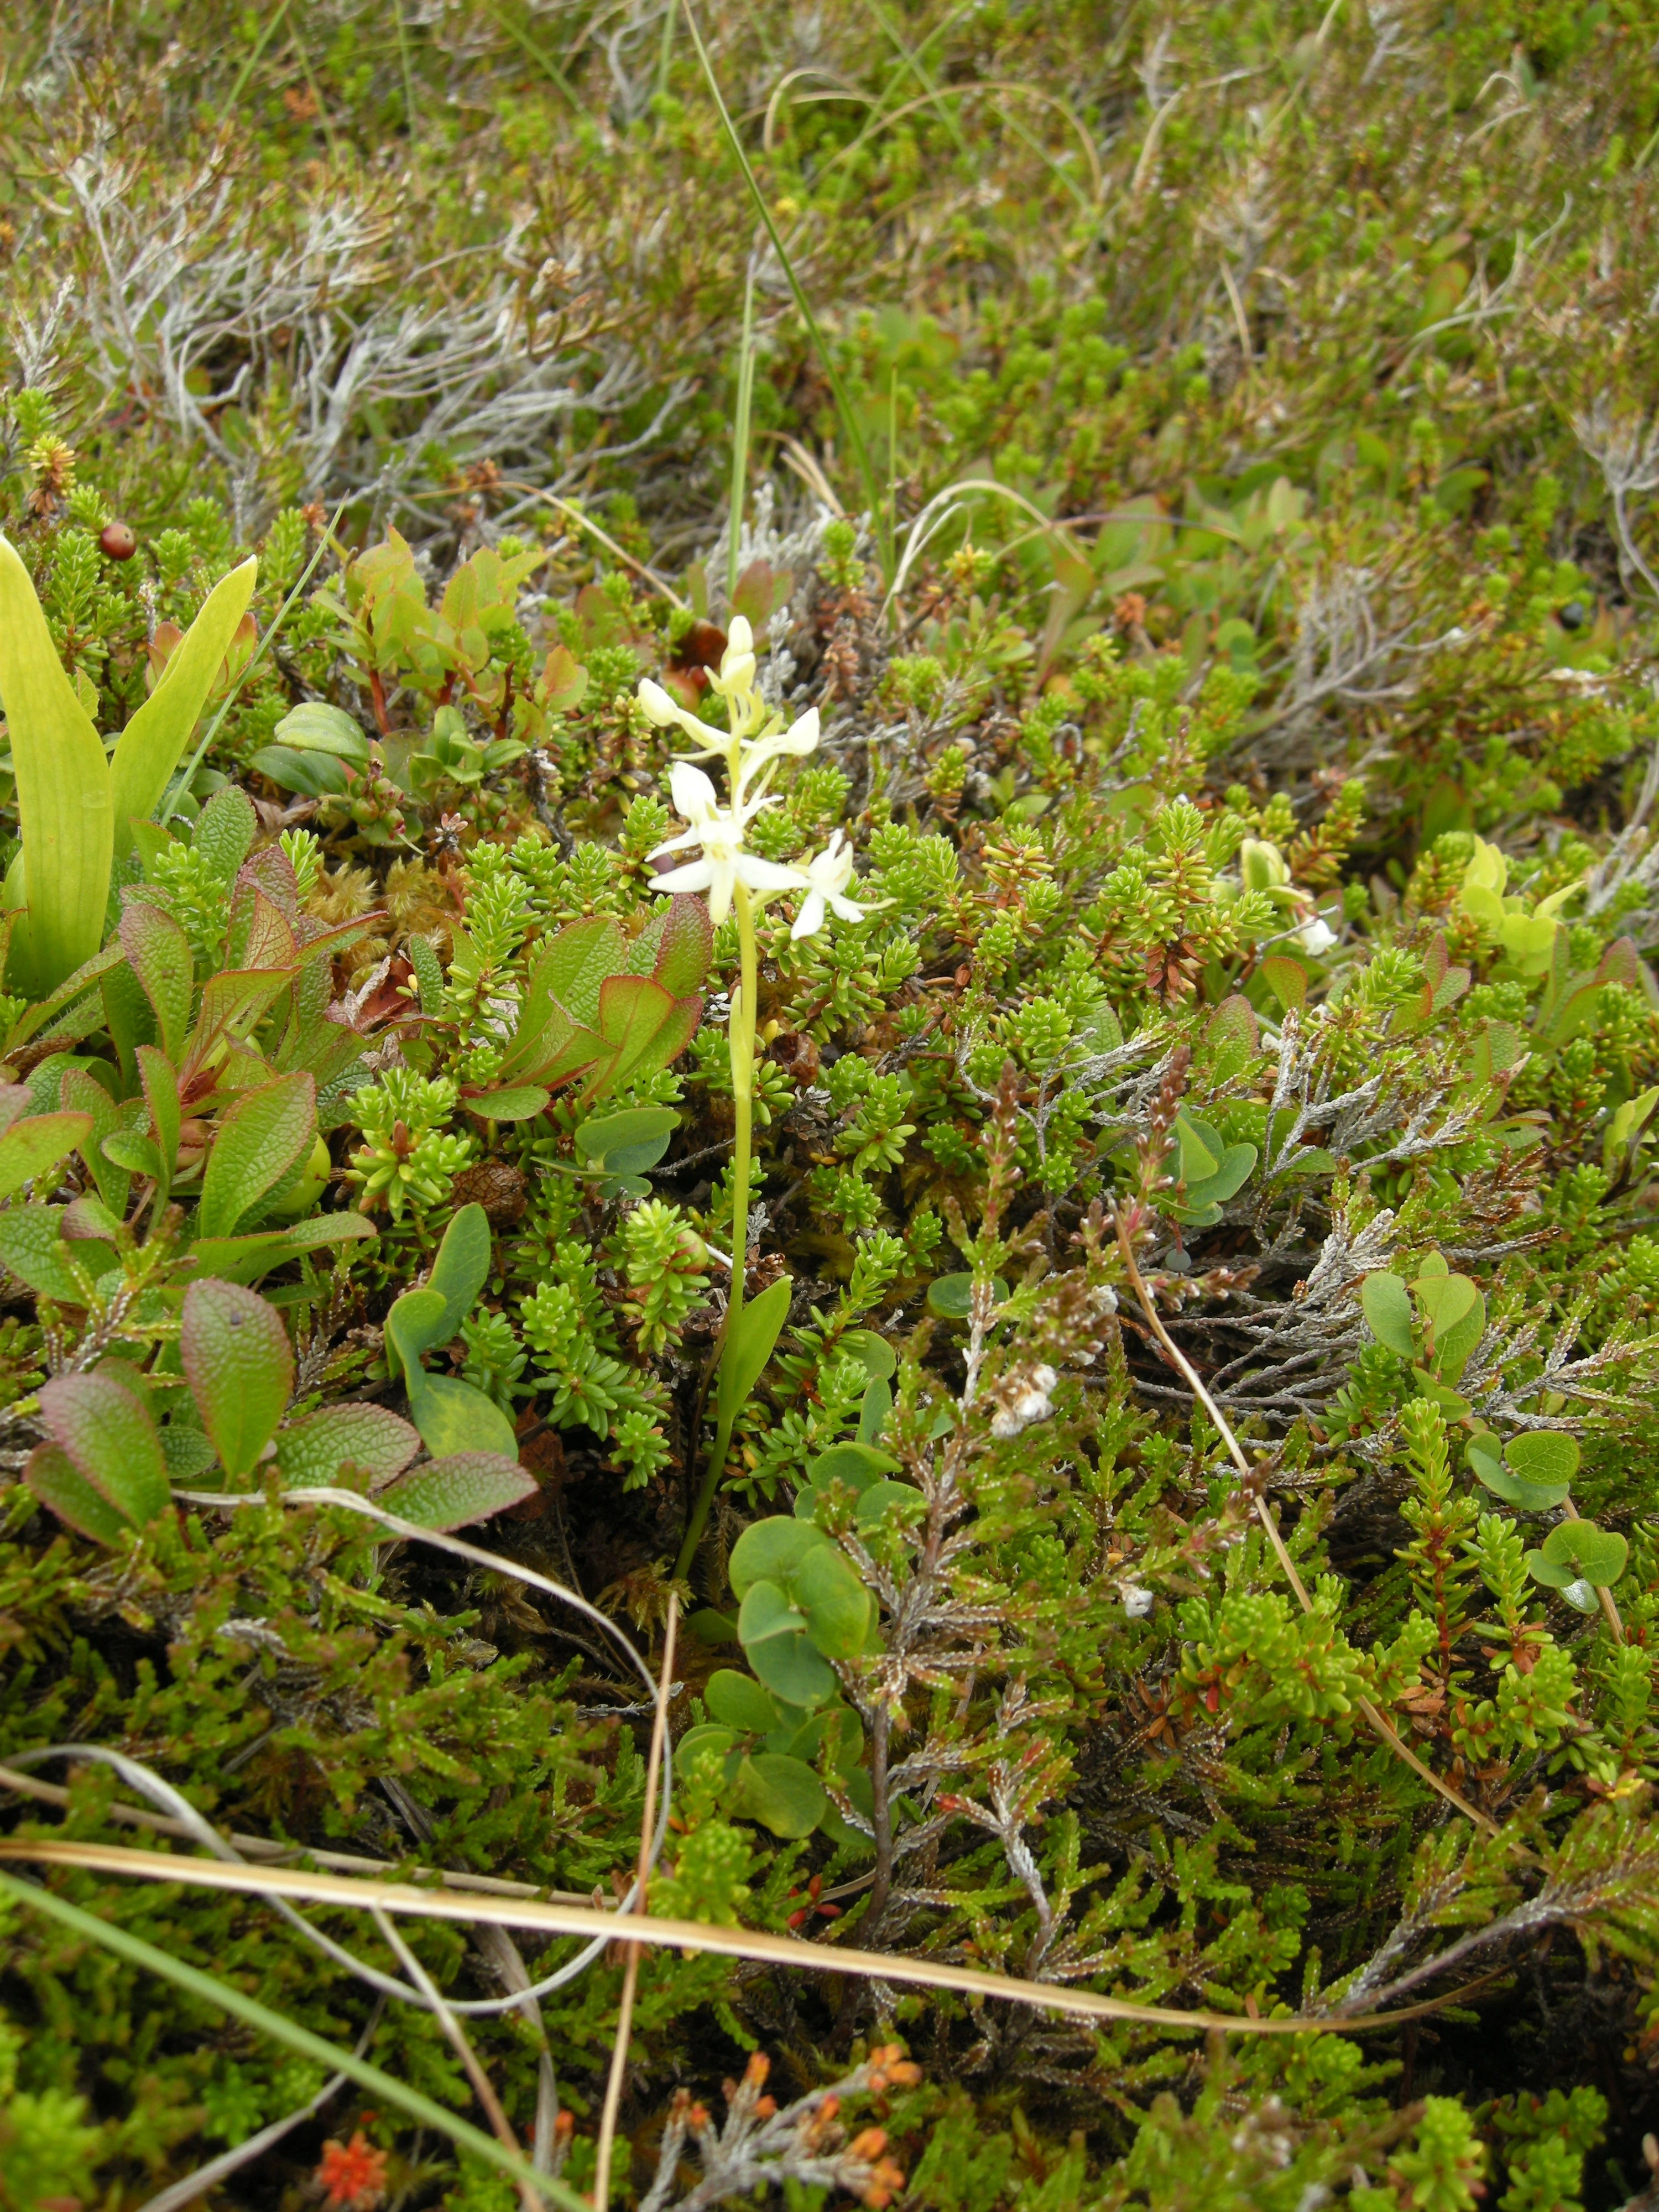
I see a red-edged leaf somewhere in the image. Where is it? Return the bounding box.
[181,1279,294,1479]
[196,1071,317,1239]
[379,1452,538,1531]
[274,1404,420,1486]
[119,900,195,1061]
[25,1440,134,1543]
[37,1371,170,1526]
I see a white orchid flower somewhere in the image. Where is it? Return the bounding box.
[648,761,806,926]
[790,830,868,940]
[734,706,821,807]
[706,614,757,705]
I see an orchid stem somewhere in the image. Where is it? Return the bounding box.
[674,882,757,1579]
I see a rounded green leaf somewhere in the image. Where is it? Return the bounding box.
[676,1723,739,1773]
[1540,1519,1627,1588]
[736,1578,811,1650]
[1360,1271,1415,1357]
[926,1272,1010,1321]
[806,1441,899,1494]
[385,1288,448,1381]
[705,1669,780,1734]
[37,1372,170,1527]
[728,1516,828,1601]
[744,1624,838,1709]
[181,1279,294,1481]
[271,701,371,764]
[841,1328,896,1380]
[575,1105,679,1173]
[425,1203,493,1348]
[854,1479,926,1529]
[1467,1436,1569,1513]
[730,1752,828,1839]
[792,1543,873,1659]
[1504,1432,1580,1487]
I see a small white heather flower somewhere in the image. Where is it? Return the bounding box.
[648,761,806,925]
[1121,1583,1155,1619]
[989,1362,1059,1438]
[1298,913,1338,957]
[790,830,867,940]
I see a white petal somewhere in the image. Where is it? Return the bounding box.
[1298,916,1338,957]
[735,854,810,894]
[637,677,681,727]
[827,891,867,922]
[668,760,720,823]
[704,857,737,925]
[646,823,706,859]
[726,614,753,660]
[791,889,827,941]
[651,859,716,895]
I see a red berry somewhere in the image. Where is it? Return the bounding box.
[100,521,137,561]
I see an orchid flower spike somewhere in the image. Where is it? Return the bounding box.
[648,761,806,926]
[790,831,868,940]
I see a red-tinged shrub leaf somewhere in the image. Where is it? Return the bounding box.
[181,1279,294,1479]
[118,901,194,1060]
[197,1071,317,1239]
[274,1404,420,1487]
[378,1452,538,1531]
[25,1440,134,1544]
[528,917,624,1029]
[37,1371,170,1526]
[404,1370,520,1460]
[0,1110,93,1205]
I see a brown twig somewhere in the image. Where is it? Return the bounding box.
[592,1594,678,2211]
[1111,1206,1499,1836]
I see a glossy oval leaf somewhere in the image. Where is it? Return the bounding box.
[792,1543,873,1659]
[705,1668,780,1734]
[425,1203,493,1348]
[731,1752,828,1839]
[926,1272,1010,1321]
[842,1328,896,1381]
[385,1288,448,1383]
[1360,1271,1415,1357]
[854,1479,926,1528]
[575,1105,679,1173]
[404,1370,520,1462]
[743,1621,839,1710]
[1540,1519,1627,1588]
[181,1279,293,1480]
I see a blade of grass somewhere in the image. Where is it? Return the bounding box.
[288,19,343,168]
[394,0,418,132]
[224,0,294,113]
[110,556,257,859]
[593,1593,677,2212]
[727,263,758,604]
[498,483,688,611]
[485,1,580,108]
[0,1869,588,2209]
[0,535,114,994]
[681,0,889,576]
[0,1838,1504,2038]
[157,501,345,831]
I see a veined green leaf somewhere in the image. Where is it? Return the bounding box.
[0,1109,92,1205]
[37,1370,170,1527]
[404,1370,520,1462]
[180,1279,294,1480]
[197,1071,317,1239]
[0,534,114,994]
[108,557,257,857]
[379,1451,538,1530]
